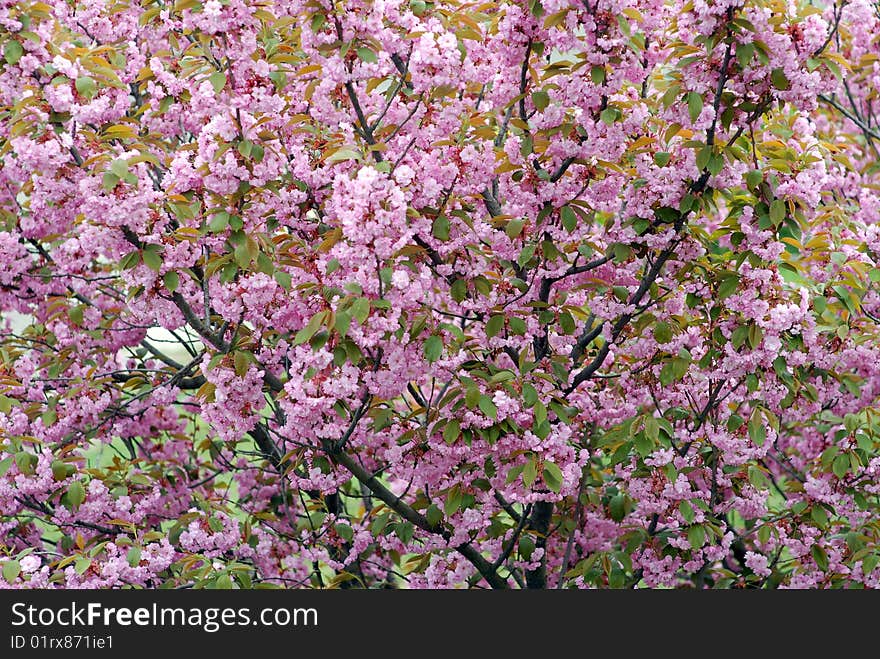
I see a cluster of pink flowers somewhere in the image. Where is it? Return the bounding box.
[3,0,880,590]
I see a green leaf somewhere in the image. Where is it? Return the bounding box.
[356,47,378,63]
[209,71,227,94]
[748,323,763,349]
[41,408,56,427]
[426,504,442,527]
[522,382,538,407]
[609,494,626,521]
[274,271,292,290]
[659,356,689,386]
[770,67,789,91]
[506,218,525,238]
[66,480,86,511]
[75,76,97,99]
[334,311,351,336]
[600,107,619,125]
[679,500,695,524]
[653,322,672,344]
[695,145,712,171]
[522,457,538,488]
[237,140,253,158]
[717,273,739,300]
[485,314,504,338]
[769,199,786,224]
[633,433,653,457]
[326,147,361,163]
[543,461,563,493]
[559,312,575,335]
[832,453,849,479]
[560,205,577,232]
[590,65,606,85]
[478,395,497,420]
[102,171,119,191]
[644,415,660,442]
[2,559,21,583]
[653,152,671,167]
[465,386,481,409]
[687,525,706,550]
[659,362,675,386]
[736,42,754,68]
[50,460,67,481]
[69,304,84,326]
[655,206,679,224]
[335,523,353,542]
[450,278,467,302]
[163,270,179,293]
[820,446,840,468]
[127,547,142,567]
[517,244,536,268]
[110,159,129,178]
[505,465,524,486]
[75,556,91,575]
[423,335,443,362]
[234,350,250,377]
[15,451,37,476]
[444,486,462,516]
[3,40,23,65]
[532,90,550,111]
[310,13,326,31]
[293,311,327,346]
[533,401,547,424]
[351,297,370,324]
[432,214,450,241]
[519,535,535,560]
[142,246,162,272]
[748,409,766,447]
[119,250,140,270]
[811,544,829,571]
[747,466,769,489]
[443,419,461,444]
[687,91,703,123]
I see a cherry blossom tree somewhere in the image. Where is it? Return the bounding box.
[2,0,880,589]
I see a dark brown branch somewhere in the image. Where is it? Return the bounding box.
[327,446,509,588]
[524,500,553,588]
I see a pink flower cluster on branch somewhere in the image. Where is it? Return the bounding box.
[2,0,880,589]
